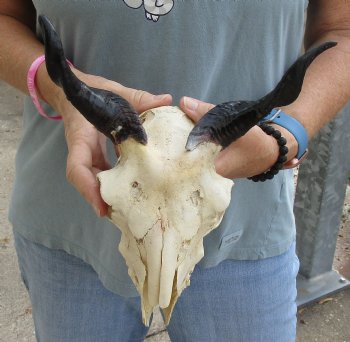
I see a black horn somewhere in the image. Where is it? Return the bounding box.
[186,41,337,150]
[38,15,147,145]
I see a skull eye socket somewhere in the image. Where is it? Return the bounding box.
[189,189,203,206]
[130,181,144,202]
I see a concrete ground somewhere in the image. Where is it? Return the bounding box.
[0,80,349,341]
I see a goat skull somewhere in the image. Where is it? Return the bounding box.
[98,106,233,325]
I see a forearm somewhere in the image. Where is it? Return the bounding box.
[0,13,62,108]
[0,13,40,91]
[281,18,350,139]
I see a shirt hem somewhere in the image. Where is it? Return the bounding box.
[11,223,139,298]
[199,237,296,268]
[11,220,295,296]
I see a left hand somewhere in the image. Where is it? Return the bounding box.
[44,67,173,218]
[180,96,298,179]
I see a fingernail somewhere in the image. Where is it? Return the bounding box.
[184,97,199,111]
[93,205,101,217]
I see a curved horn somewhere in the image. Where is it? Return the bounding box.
[39,15,147,145]
[186,41,337,150]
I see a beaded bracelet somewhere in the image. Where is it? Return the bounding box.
[247,123,289,182]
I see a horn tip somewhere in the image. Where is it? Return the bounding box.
[185,133,207,151]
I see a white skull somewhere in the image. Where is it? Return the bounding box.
[98,106,233,325]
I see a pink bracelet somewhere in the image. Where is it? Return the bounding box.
[27,55,73,121]
[27,55,62,120]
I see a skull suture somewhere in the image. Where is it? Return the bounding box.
[98,107,233,325]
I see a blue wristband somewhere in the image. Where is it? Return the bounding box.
[260,109,308,160]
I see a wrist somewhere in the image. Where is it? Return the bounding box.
[260,109,308,167]
[270,124,298,163]
[36,62,65,111]
[248,123,290,182]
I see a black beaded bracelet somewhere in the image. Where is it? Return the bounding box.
[247,123,288,182]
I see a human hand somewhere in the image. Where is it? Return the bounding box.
[39,68,172,217]
[180,96,297,179]
[35,16,173,217]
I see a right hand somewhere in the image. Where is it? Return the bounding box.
[37,66,172,217]
[180,97,297,179]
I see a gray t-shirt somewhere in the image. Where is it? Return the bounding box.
[10,0,308,297]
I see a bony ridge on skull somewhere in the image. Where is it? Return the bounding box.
[97,106,233,326]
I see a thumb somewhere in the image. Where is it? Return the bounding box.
[180,96,215,123]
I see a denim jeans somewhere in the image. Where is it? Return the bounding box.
[14,231,299,342]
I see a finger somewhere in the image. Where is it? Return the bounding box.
[66,145,108,217]
[131,90,173,113]
[95,134,112,171]
[180,96,215,123]
[112,84,173,113]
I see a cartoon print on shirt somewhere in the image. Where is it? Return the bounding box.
[123,0,174,22]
